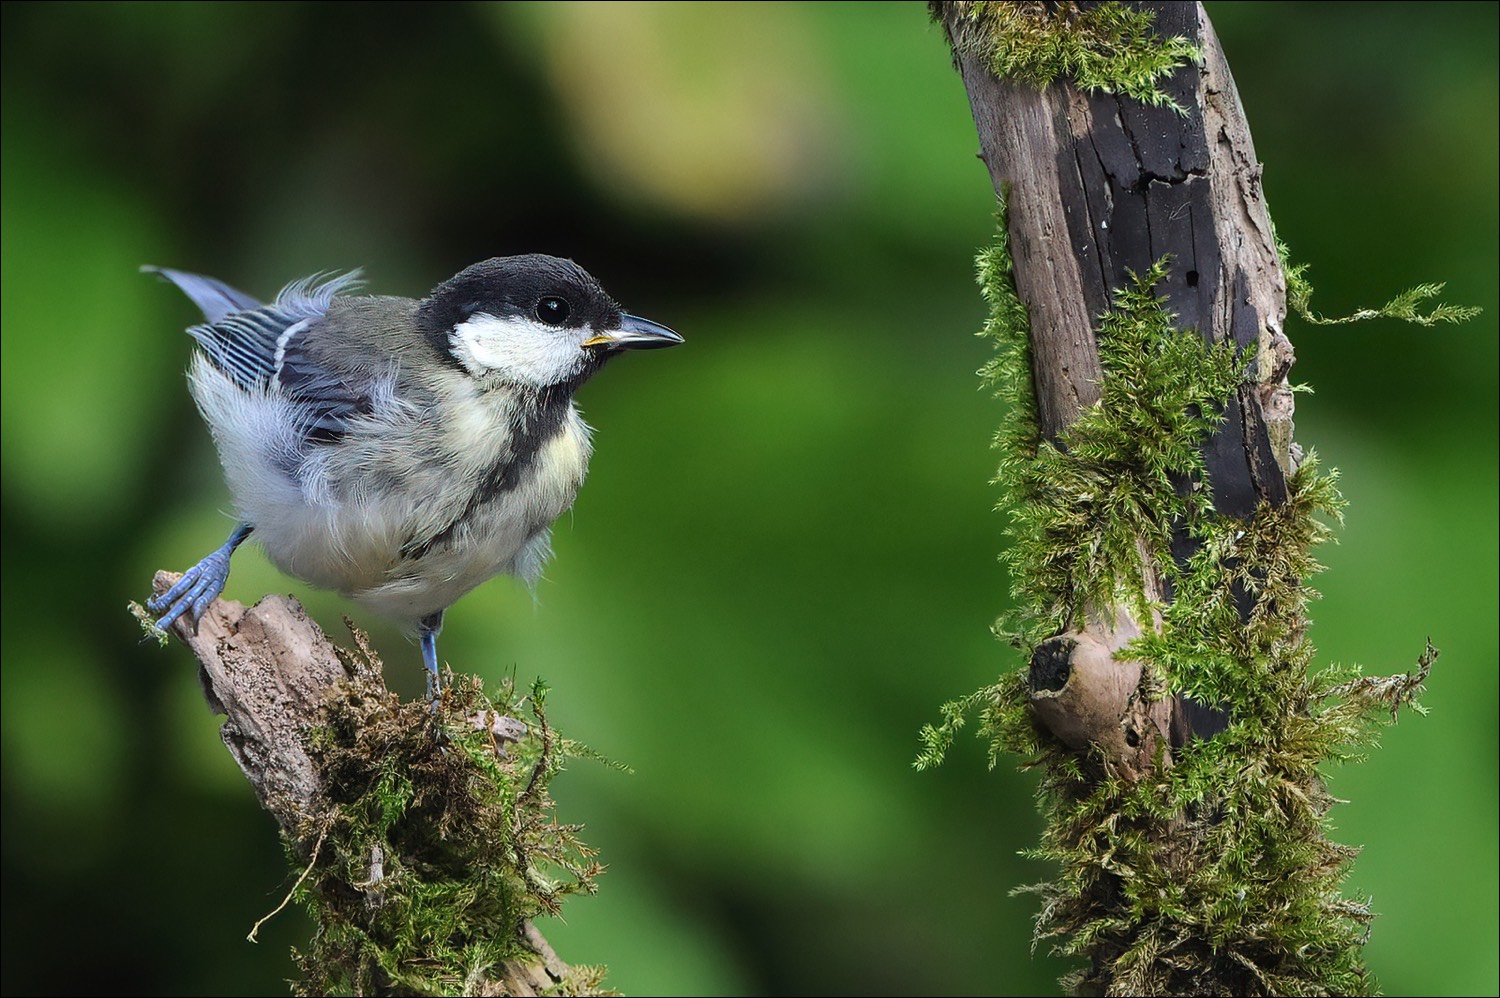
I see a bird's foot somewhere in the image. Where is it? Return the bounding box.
[419,615,445,715]
[147,547,234,633]
[147,524,251,633]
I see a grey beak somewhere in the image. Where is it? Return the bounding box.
[584,314,683,351]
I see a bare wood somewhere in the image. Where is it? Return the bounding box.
[1029,610,1177,779]
[152,570,342,834]
[146,571,580,995]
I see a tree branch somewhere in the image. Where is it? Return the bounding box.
[139,571,601,997]
[944,0,1294,761]
[929,4,1426,993]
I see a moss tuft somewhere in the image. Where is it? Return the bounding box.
[1280,235,1481,327]
[287,656,609,997]
[938,1,1201,112]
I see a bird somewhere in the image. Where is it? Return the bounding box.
[145,254,682,700]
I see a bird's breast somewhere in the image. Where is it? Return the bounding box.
[527,409,593,509]
[351,396,592,622]
[244,373,593,626]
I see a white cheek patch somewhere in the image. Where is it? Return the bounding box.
[450,313,589,387]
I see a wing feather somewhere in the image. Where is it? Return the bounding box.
[150,267,369,441]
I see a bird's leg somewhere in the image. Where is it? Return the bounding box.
[149,523,254,632]
[419,611,445,707]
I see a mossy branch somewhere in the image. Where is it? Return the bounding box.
[131,574,614,997]
[937,187,1435,998]
[928,3,1441,993]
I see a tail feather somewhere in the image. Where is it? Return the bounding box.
[142,266,264,324]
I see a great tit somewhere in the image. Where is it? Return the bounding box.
[146,255,681,698]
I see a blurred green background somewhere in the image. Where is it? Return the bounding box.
[2,3,1494,995]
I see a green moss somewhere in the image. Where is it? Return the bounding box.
[1000,258,1241,652]
[1280,236,1481,327]
[938,1,1201,112]
[919,200,1432,995]
[286,653,610,997]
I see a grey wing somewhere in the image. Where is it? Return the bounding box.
[151,267,369,442]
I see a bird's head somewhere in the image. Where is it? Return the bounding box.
[419,254,681,391]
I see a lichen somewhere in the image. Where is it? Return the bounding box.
[937,0,1202,112]
[918,199,1432,995]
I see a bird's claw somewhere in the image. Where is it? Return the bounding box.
[147,548,233,633]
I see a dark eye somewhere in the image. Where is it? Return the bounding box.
[535,296,571,326]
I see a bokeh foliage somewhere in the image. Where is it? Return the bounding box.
[2,3,1494,995]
